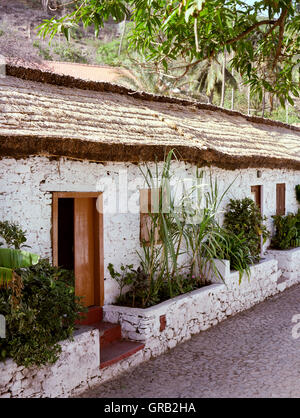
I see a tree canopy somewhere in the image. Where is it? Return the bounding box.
[38,0,300,105]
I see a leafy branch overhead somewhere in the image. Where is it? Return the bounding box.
[38,0,300,105]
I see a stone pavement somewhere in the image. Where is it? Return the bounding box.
[78,284,300,398]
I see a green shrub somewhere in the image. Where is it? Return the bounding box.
[108,262,200,308]
[33,40,53,61]
[0,220,28,250]
[211,229,255,282]
[53,42,88,63]
[271,211,300,250]
[0,220,39,286]
[108,152,251,308]
[0,259,86,367]
[223,198,270,262]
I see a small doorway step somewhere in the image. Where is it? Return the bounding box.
[78,307,144,369]
[95,321,145,369]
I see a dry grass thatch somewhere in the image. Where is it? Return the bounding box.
[0,61,300,170]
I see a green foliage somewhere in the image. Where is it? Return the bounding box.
[0,220,28,250]
[96,24,133,66]
[108,262,200,308]
[108,150,252,308]
[37,0,300,105]
[0,221,39,286]
[211,229,255,283]
[33,40,53,60]
[0,248,39,269]
[53,42,88,63]
[0,29,4,37]
[0,259,86,367]
[0,248,40,286]
[107,263,135,299]
[223,198,270,262]
[190,54,238,101]
[96,38,125,66]
[263,103,300,124]
[296,185,300,204]
[271,211,300,250]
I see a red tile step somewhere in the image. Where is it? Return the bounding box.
[76,306,103,326]
[82,311,145,370]
[92,321,122,348]
[100,340,145,369]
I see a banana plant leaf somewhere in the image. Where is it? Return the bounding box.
[0,248,40,286]
[0,267,13,286]
[0,248,39,269]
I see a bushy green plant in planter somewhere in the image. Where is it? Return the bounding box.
[209,229,255,283]
[0,259,86,367]
[0,221,39,286]
[108,151,251,308]
[0,221,86,367]
[223,198,270,262]
[108,262,200,308]
[271,211,300,250]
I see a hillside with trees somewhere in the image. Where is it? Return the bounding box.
[0,0,299,124]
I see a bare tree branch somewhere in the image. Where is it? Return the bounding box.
[272,8,288,70]
[226,19,276,45]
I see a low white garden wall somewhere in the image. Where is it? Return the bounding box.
[0,327,100,398]
[103,257,280,358]
[267,247,300,290]
[2,253,299,398]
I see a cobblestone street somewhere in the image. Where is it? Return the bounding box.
[78,284,300,398]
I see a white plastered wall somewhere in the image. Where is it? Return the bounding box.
[0,156,299,303]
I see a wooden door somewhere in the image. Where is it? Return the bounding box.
[276,183,286,216]
[74,198,95,307]
[251,185,263,256]
[52,192,104,308]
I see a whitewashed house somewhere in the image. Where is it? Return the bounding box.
[0,61,300,397]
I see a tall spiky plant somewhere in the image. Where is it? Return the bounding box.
[183,170,236,283]
[138,149,189,299]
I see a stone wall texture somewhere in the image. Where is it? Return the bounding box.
[1,252,300,398]
[0,156,299,303]
[1,157,300,397]
[267,247,300,290]
[0,327,100,398]
[103,257,282,357]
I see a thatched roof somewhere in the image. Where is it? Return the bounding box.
[0,62,300,170]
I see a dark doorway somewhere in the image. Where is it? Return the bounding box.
[53,192,104,308]
[57,198,74,270]
[251,185,262,212]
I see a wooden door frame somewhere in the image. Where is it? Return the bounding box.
[251,185,263,214]
[276,183,286,216]
[52,192,104,306]
[251,185,264,257]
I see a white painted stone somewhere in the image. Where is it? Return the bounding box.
[1,157,300,303]
[1,156,300,397]
[277,282,287,292]
[0,327,100,398]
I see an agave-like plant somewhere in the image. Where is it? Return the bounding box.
[139,150,237,292]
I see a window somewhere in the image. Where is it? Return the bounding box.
[140,188,161,244]
[276,183,286,216]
